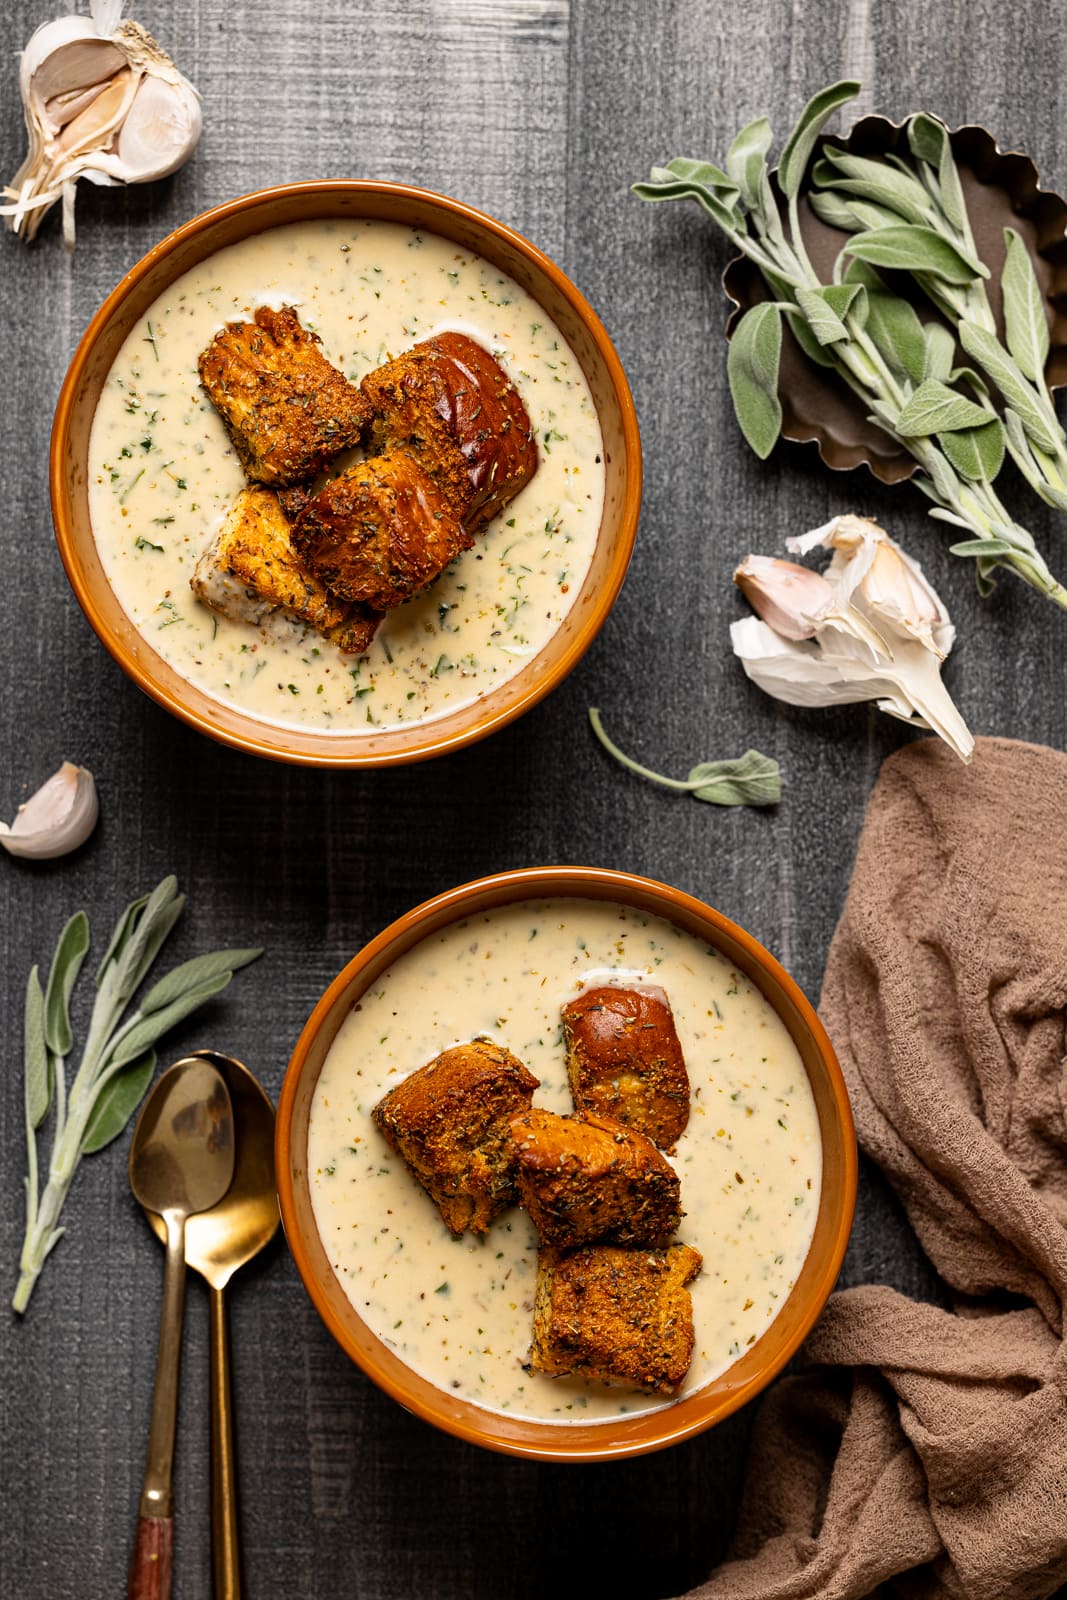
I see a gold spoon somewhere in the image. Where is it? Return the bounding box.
[128,1056,235,1600]
[143,1049,279,1600]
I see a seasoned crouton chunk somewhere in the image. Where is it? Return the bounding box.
[291,448,472,609]
[198,305,370,486]
[509,1108,680,1249]
[531,1242,702,1395]
[361,331,537,532]
[372,1038,539,1236]
[190,486,380,655]
[562,986,690,1150]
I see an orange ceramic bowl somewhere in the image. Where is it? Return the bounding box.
[277,867,856,1461]
[50,182,640,767]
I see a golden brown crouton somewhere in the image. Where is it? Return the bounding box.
[291,448,473,610]
[190,486,380,655]
[530,1242,703,1395]
[562,986,691,1150]
[372,1038,539,1236]
[509,1108,681,1249]
[361,331,537,532]
[198,305,370,486]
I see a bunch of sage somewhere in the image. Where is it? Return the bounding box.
[589,709,781,806]
[809,117,1067,512]
[633,82,1067,609]
[15,875,261,1313]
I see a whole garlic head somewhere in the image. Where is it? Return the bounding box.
[2,0,201,248]
[0,763,99,860]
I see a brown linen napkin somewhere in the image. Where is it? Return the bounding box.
[692,736,1067,1600]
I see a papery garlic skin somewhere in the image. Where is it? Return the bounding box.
[3,0,201,248]
[733,515,974,764]
[0,763,99,859]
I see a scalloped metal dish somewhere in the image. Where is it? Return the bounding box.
[723,117,1067,483]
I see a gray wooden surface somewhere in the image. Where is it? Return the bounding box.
[2,2,1064,1596]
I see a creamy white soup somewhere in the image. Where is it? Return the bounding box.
[308,899,822,1424]
[87,220,605,732]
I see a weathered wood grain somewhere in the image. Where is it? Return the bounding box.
[1,0,1064,1595]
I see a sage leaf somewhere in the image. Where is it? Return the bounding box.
[815,149,935,226]
[43,911,89,1057]
[939,417,1005,482]
[907,113,966,231]
[957,320,1061,451]
[863,289,927,383]
[139,946,263,1016]
[846,225,987,284]
[796,284,864,345]
[726,117,773,207]
[786,307,837,369]
[808,188,858,231]
[632,163,739,231]
[589,709,781,807]
[948,537,1017,557]
[1002,227,1050,383]
[95,889,150,984]
[778,80,860,200]
[845,198,909,233]
[896,379,993,436]
[686,751,783,806]
[24,967,49,1131]
[80,1050,156,1156]
[106,972,234,1072]
[728,302,783,459]
[116,882,186,1002]
[923,323,957,382]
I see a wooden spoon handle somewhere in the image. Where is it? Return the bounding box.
[128,1515,174,1599]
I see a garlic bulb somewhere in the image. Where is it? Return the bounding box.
[2,0,200,248]
[732,515,974,763]
[0,763,99,859]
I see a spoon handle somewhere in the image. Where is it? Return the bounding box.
[209,1284,241,1599]
[129,1213,187,1600]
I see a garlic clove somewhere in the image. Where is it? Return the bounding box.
[2,3,200,247]
[0,763,99,860]
[733,555,835,640]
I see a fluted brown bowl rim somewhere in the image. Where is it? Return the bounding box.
[51,181,641,767]
[276,866,857,1462]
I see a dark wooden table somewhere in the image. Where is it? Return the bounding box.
[3,2,1064,1595]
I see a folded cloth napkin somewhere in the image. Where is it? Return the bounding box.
[693,737,1067,1600]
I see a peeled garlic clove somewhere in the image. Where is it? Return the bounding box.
[733,555,835,641]
[2,1,200,247]
[0,763,99,860]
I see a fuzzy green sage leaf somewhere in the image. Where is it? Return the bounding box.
[778,80,860,200]
[845,224,988,284]
[589,709,781,807]
[939,418,1005,482]
[895,379,993,436]
[24,968,49,1131]
[728,302,783,458]
[43,911,89,1057]
[1001,226,1050,384]
[80,1050,156,1156]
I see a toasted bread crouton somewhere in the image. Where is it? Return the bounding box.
[190,486,380,655]
[198,305,370,486]
[530,1242,702,1395]
[562,986,690,1150]
[509,1108,680,1249]
[361,331,537,532]
[372,1038,539,1236]
[292,448,473,609]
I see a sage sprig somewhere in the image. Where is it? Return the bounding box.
[14,876,262,1314]
[634,83,1067,608]
[589,709,781,806]
[810,119,1067,509]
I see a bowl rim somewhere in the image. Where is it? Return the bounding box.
[50,179,642,768]
[276,865,857,1462]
